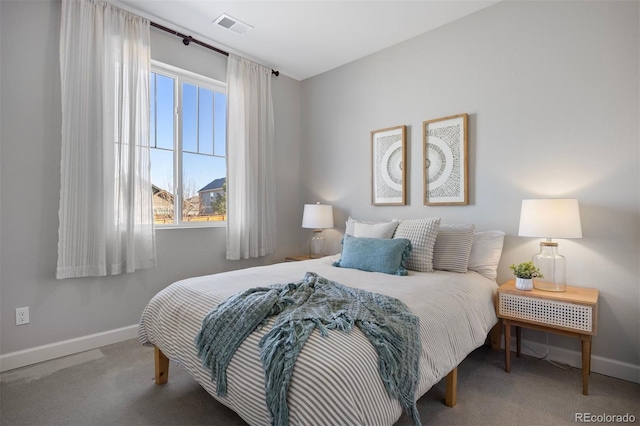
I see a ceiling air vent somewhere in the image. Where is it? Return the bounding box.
[213,14,253,35]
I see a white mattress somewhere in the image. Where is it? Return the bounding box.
[139,255,498,425]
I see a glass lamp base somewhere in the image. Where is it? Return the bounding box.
[309,230,324,259]
[532,241,566,292]
[533,279,566,292]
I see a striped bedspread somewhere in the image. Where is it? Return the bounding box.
[138,255,498,425]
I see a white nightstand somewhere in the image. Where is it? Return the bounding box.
[496,279,599,395]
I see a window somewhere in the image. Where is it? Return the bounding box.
[150,61,227,226]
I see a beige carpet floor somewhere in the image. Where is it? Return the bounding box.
[1,339,638,425]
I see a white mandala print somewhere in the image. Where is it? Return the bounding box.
[381,140,403,192]
[426,136,454,190]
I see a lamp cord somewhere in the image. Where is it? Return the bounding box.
[521,330,571,370]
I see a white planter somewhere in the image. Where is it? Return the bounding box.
[515,277,533,291]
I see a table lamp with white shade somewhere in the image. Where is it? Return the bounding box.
[302,203,334,259]
[518,198,582,292]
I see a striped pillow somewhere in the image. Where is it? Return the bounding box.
[433,224,475,273]
[393,218,441,272]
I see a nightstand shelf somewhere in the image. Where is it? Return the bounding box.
[496,280,599,395]
[285,255,311,262]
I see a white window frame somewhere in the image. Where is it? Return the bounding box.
[151,60,227,228]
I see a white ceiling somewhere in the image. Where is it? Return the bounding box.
[115,1,500,81]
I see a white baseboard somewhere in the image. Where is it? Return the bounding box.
[2,325,638,385]
[0,324,138,373]
[508,336,640,384]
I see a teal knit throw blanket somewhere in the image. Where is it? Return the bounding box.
[195,272,422,426]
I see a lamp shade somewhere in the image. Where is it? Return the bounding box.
[518,199,582,239]
[302,203,334,229]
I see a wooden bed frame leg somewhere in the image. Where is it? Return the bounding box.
[490,320,502,351]
[445,367,458,407]
[155,346,169,385]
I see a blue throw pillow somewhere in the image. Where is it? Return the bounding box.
[333,234,412,276]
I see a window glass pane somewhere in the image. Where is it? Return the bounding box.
[182,82,197,153]
[214,92,227,156]
[155,74,174,150]
[150,148,174,224]
[150,73,156,147]
[182,152,226,222]
[150,63,226,226]
[198,88,214,155]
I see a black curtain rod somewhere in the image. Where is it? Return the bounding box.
[150,21,280,76]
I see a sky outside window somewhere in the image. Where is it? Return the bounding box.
[150,73,226,195]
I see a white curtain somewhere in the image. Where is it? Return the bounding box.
[226,54,276,260]
[57,0,155,279]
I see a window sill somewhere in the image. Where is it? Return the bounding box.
[155,222,226,230]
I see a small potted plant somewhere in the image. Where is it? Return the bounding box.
[509,261,543,291]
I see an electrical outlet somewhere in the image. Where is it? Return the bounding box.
[15,307,29,325]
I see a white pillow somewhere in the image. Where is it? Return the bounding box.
[353,221,400,239]
[345,216,399,238]
[468,230,505,281]
[345,216,371,235]
[433,224,475,273]
[393,218,441,272]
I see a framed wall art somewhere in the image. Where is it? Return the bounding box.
[371,125,406,206]
[423,113,468,205]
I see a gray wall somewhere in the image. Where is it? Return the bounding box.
[1,0,638,381]
[300,1,639,374]
[0,0,301,355]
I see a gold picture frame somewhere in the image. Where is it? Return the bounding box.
[423,113,468,205]
[371,125,406,206]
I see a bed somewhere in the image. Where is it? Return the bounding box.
[138,224,504,426]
